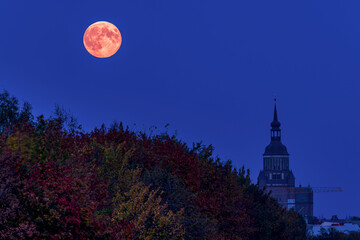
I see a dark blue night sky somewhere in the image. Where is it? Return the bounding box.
[1,0,359,218]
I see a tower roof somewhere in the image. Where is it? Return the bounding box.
[264,141,289,155]
[264,99,289,156]
[271,103,281,129]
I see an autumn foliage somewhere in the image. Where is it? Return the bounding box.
[0,91,306,239]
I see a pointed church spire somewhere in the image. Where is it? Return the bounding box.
[271,97,281,129]
[270,97,281,141]
[273,98,278,122]
[263,97,289,155]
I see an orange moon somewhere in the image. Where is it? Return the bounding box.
[83,21,122,58]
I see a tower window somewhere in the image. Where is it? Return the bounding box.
[273,173,281,180]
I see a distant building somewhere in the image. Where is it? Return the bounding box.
[257,100,313,217]
[309,222,360,236]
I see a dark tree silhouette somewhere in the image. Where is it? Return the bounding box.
[0,89,308,239]
[0,90,33,133]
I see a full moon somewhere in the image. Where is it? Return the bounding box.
[83,21,122,58]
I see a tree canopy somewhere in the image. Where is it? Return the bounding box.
[0,90,307,239]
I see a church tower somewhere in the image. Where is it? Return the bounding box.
[258,99,313,216]
[258,99,313,215]
[258,99,296,209]
[258,99,295,188]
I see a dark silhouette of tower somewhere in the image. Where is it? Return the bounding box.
[258,99,313,216]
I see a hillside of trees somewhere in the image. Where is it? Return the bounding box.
[0,90,306,239]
